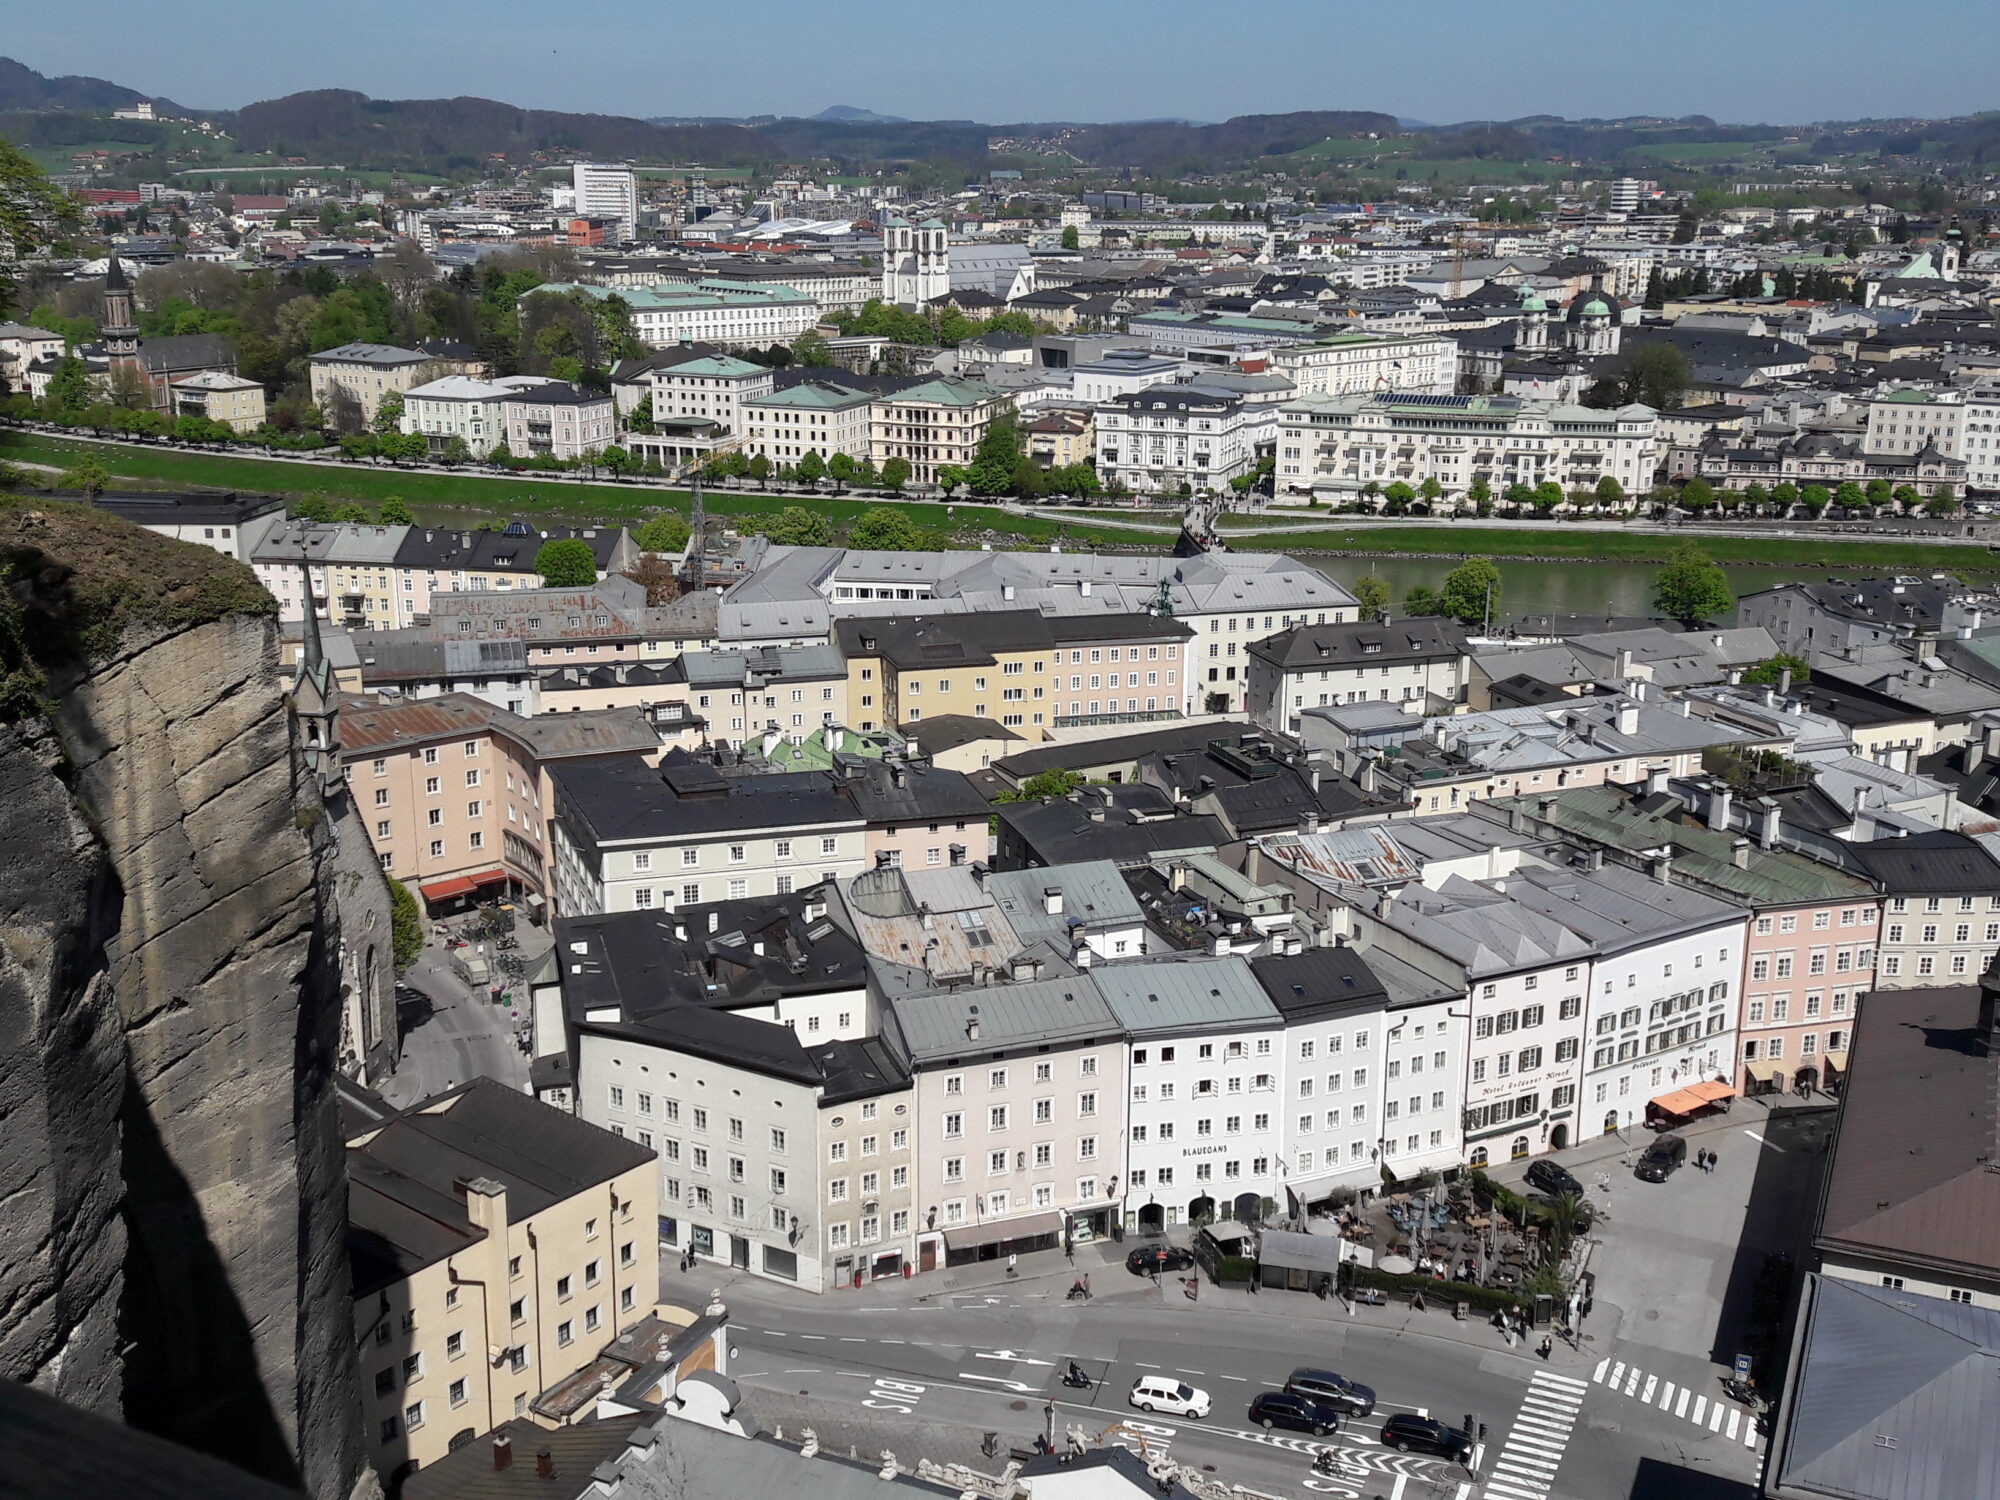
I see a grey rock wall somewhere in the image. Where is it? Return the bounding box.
[0,592,364,1496]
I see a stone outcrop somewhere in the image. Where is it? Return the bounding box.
[0,501,363,1497]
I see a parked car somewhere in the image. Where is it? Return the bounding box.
[1248,1390,1343,1437]
[1284,1368,1377,1417]
[1126,1245,1195,1275]
[1379,1414,1473,1463]
[1525,1159,1584,1198]
[1636,1133,1688,1183]
[1130,1376,1210,1418]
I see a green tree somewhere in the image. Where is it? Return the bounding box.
[372,393,406,437]
[1925,486,1962,517]
[1771,481,1799,511]
[1742,482,1769,511]
[1864,478,1891,507]
[795,449,828,485]
[790,331,833,368]
[1595,475,1625,508]
[847,505,925,550]
[379,495,416,524]
[999,767,1085,802]
[1439,558,1501,627]
[332,502,373,523]
[1742,653,1810,687]
[880,455,912,491]
[1353,574,1391,621]
[1652,543,1735,626]
[967,414,1023,496]
[636,513,692,553]
[1799,484,1831,516]
[1591,343,1693,410]
[1890,483,1919,511]
[1531,480,1565,514]
[1419,475,1444,509]
[1060,224,1080,251]
[1381,480,1416,514]
[1402,585,1443,617]
[937,464,968,497]
[0,139,80,316]
[290,495,333,521]
[534,538,599,586]
[42,355,92,414]
[1679,478,1717,513]
[761,506,837,547]
[386,875,425,972]
[58,457,111,496]
[1834,480,1865,511]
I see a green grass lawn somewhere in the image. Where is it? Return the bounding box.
[0,433,1146,550]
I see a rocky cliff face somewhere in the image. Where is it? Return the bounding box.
[0,502,363,1497]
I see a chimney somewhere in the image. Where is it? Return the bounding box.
[1044,887,1063,915]
[1757,798,1782,850]
[536,1449,555,1480]
[1509,801,1526,834]
[966,1011,981,1042]
[1584,846,1604,873]
[1310,765,1322,794]
[1002,583,1015,601]
[1375,888,1393,920]
[1777,667,1793,696]
[1074,940,1094,969]
[493,1435,514,1472]
[970,862,987,888]
[1616,701,1639,736]
[1300,810,1322,836]
[1732,837,1752,870]
[1645,764,1669,797]
[1708,782,1733,833]
[1080,579,1092,597]
[1358,753,1379,795]
[1964,736,1983,775]
[1209,930,1228,957]
[1650,850,1674,885]
[1614,647,1633,679]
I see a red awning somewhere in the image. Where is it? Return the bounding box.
[417,869,508,903]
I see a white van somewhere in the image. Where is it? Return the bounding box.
[1129,1376,1211,1418]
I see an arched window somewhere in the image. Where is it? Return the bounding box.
[1510,1135,1530,1162]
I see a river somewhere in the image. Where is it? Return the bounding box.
[1306,556,1894,628]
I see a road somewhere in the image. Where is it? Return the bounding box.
[697,1261,1765,1500]
[379,944,528,1108]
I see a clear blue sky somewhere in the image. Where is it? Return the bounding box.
[13,0,1997,125]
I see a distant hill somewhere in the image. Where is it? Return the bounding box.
[0,55,182,114]
[813,104,906,124]
[229,89,774,167]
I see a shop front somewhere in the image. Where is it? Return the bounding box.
[940,1209,1065,1268]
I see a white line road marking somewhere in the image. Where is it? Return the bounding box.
[1484,1484,1551,1500]
[840,1337,865,1342]
[1745,1419,1760,1448]
[760,1330,787,1337]
[1658,1380,1677,1410]
[1709,1402,1726,1432]
[973,1349,1052,1365]
[1454,1487,1473,1500]
[1537,1373,1589,1391]
[1388,1475,1408,1500]
[1744,1128,1783,1151]
[1221,1375,1247,1382]
[782,1368,820,1374]
[1623,1368,1641,1397]
[1676,1388,1691,1419]
[1176,1369,1204,1376]
[961,1373,1038,1394]
[1692,1395,1708,1425]
[1135,1362,1162,1369]
[880,1339,904,1345]
[1609,1361,1626,1386]
[800,1334,826,1341]
[1592,1358,1610,1383]
[1726,1408,1741,1441]
[1640,1375,1658,1403]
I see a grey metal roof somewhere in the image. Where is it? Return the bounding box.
[1769,1276,2000,1500]
[885,975,1121,1062]
[1089,954,1281,1037]
[1498,861,1745,955]
[986,859,1146,943]
[1374,875,1596,979]
[681,642,847,685]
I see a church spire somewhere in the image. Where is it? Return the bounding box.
[292,563,340,794]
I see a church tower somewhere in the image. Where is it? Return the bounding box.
[292,565,341,797]
[101,255,141,360]
[1517,287,1550,353]
[881,215,950,307]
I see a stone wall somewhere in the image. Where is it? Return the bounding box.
[0,503,364,1497]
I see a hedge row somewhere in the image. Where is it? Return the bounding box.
[1345,1264,1528,1316]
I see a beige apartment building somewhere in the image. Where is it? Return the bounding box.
[170,369,269,431]
[339,693,662,912]
[310,342,440,424]
[348,1079,659,1481]
[870,377,1012,485]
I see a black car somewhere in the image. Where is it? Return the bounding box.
[1525,1159,1584,1198]
[1284,1368,1377,1417]
[1248,1390,1343,1437]
[1125,1245,1195,1275]
[1379,1414,1473,1463]
[1636,1133,1688,1183]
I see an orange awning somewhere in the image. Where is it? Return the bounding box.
[418,869,508,903]
[1648,1080,1737,1115]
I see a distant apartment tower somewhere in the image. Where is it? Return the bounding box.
[573,162,638,241]
[1608,178,1643,214]
[881,215,949,307]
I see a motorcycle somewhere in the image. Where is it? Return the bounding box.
[1060,1366,1092,1390]
[1721,1377,1759,1408]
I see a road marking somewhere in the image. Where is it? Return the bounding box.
[1536,1372,1588,1392]
[1592,1358,1610,1383]
[1176,1369,1204,1376]
[1658,1380,1677,1410]
[1709,1402,1726,1432]
[1623,1367,1641,1397]
[1743,1128,1782,1151]
[840,1337,866,1342]
[761,1330,786,1337]
[1387,1475,1407,1500]
[961,1373,1038,1394]
[800,1334,826,1341]
[1220,1374,1248,1382]
[783,1368,820,1374]
[881,1339,904,1345]
[1455,1486,1474,1500]
[1608,1361,1626,1387]
[1745,1418,1760,1448]
[1726,1408,1741,1441]
[1135,1361,1162,1369]
[973,1349,1052,1365]
[1640,1375,1657,1404]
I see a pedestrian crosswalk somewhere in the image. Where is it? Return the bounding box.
[1592,1357,1760,1449]
[1482,1370,1586,1500]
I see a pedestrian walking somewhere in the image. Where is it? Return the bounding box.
[1007,1252,1018,1278]
[1708,1148,1720,1174]
[1538,1334,1553,1360]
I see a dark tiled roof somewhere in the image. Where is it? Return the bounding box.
[401,1416,647,1500]
[1249,948,1390,1022]
[1848,831,2000,895]
[1815,979,2000,1283]
[549,754,856,843]
[1247,617,1470,670]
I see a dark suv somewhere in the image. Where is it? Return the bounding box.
[1284,1368,1377,1417]
[1526,1158,1584,1197]
[1125,1244,1195,1275]
[1636,1133,1688,1183]
[1380,1414,1473,1462]
[1248,1390,1343,1437]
